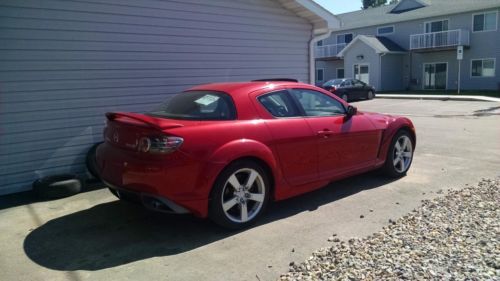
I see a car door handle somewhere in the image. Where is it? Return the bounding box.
[317,129,333,138]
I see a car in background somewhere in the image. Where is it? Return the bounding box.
[322,78,376,102]
[96,79,415,229]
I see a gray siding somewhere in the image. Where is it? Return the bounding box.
[315,60,343,83]
[0,0,313,194]
[381,54,405,91]
[321,8,500,90]
[343,41,381,90]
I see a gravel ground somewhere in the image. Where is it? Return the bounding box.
[280,179,500,280]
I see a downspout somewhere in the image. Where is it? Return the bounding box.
[379,52,387,91]
[309,30,333,84]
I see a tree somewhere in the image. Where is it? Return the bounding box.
[362,0,388,9]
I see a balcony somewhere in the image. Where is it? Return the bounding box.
[315,43,346,59]
[410,29,470,51]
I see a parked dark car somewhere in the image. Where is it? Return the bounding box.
[322,78,375,102]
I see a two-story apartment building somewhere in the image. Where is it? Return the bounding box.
[315,0,500,92]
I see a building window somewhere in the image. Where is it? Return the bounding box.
[337,68,345,79]
[316,68,324,82]
[377,25,395,35]
[473,11,497,32]
[471,59,496,77]
[336,33,353,44]
[316,40,323,46]
[425,19,448,33]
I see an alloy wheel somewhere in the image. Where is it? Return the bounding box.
[221,168,266,223]
[393,135,413,173]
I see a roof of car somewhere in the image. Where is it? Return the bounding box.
[188,81,312,94]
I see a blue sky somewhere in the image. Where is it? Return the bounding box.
[313,0,362,14]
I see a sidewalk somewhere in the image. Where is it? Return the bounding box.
[377,94,500,102]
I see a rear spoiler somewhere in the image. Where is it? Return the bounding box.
[105,112,184,130]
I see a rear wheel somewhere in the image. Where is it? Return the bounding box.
[367,90,374,100]
[209,160,270,229]
[382,130,414,177]
[341,94,348,102]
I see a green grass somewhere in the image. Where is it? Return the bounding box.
[378,90,500,98]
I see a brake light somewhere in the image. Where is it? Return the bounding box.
[138,136,183,154]
[329,86,336,93]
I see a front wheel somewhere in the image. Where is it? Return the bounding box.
[382,130,414,177]
[209,160,270,229]
[367,90,374,100]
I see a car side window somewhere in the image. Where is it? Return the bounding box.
[258,90,300,118]
[354,80,365,87]
[290,89,346,117]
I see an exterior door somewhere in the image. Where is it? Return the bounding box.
[354,64,370,85]
[288,88,380,179]
[423,63,447,89]
[255,90,318,186]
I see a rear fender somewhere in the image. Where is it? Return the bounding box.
[197,139,281,199]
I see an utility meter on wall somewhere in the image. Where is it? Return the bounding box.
[457,46,463,60]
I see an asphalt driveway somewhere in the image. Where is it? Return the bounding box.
[1,98,499,281]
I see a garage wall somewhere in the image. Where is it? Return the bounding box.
[0,0,313,194]
[380,54,405,91]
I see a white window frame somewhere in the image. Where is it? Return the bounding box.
[316,68,325,82]
[336,68,345,79]
[336,33,353,44]
[423,18,450,33]
[422,62,448,90]
[377,25,395,35]
[470,58,496,78]
[472,10,498,33]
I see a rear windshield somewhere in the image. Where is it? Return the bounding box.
[148,91,236,120]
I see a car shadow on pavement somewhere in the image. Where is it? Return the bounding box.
[23,171,396,271]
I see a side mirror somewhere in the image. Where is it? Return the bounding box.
[345,105,357,119]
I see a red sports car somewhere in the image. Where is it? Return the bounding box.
[96,79,415,228]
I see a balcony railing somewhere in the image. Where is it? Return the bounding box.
[410,29,470,50]
[315,43,347,59]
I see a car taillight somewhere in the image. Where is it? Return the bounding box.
[329,86,336,93]
[138,136,183,154]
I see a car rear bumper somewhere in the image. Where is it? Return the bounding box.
[103,180,190,214]
[96,142,212,217]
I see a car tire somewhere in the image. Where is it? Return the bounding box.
[341,94,348,102]
[86,142,103,180]
[382,130,414,178]
[33,175,84,199]
[209,160,270,229]
[367,90,374,100]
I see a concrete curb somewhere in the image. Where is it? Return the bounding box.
[377,94,500,102]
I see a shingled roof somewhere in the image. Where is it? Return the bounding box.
[337,35,407,57]
[336,0,500,31]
